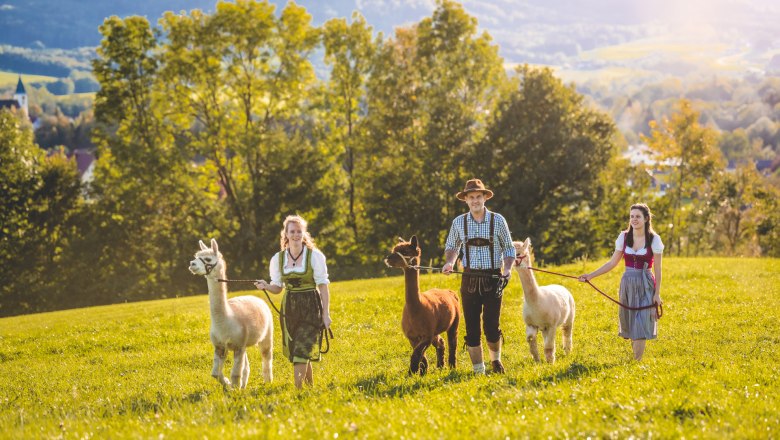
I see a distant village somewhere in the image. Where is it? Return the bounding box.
[1,76,95,184]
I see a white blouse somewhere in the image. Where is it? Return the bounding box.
[615,231,664,255]
[269,247,330,288]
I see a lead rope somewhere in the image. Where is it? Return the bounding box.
[514,264,663,318]
[219,278,334,353]
[217,279,282,315]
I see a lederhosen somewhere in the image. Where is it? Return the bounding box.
[460,212,503,347]
[279,248,325,363]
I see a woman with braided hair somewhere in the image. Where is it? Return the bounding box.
[255,215,331,388]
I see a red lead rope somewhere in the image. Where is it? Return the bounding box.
[520,265,663,318]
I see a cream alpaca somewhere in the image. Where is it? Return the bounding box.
[189,239,274,388]
[513,238,575,363]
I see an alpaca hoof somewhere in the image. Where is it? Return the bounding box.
[418,356,429,376]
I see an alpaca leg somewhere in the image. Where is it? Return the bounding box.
[240,352,250,389]
[562,324,573,355]
[563,304,575,355]
[447,316,459,368]
[419,354,429,375]
[526,326,540,362]
[212,346,231,387]
[409,342,431,376]
[260,337,273,383]
[542,328,557,363]
[434,336,445,368]
[231,348,247,389]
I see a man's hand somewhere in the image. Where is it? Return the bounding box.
[442,262,454,275]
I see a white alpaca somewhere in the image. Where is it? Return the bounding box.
[189,239,274,388]
[513,238,575,363]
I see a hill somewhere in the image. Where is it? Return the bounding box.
[1,258,777,437]
[2,0,779,80]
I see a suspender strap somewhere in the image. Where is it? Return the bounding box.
[462,211,496,270]
[463,213,469,269]
[489,212,495,270]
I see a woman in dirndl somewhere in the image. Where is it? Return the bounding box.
[578,203,664,361]
[255,215,331,388]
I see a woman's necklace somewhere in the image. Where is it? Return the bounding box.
[287,247,304,266]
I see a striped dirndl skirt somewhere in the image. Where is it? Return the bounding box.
[617,267,657,340]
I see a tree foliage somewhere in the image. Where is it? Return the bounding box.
[4,1,779,316]
[642,100,724,255]
[471,65,617,263]
[0,111,82,315]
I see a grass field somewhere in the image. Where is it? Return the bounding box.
[1,258,778,438]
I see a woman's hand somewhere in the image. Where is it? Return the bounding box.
[254,280,269,290]
[653,292,662,318]
[577,273,591,282]
[322,312,332,329]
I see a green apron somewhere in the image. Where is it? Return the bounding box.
[279,248,324,363]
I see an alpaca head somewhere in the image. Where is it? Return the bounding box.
[189,238,225,277]
[513,237,533,268]
[384,235,421,269]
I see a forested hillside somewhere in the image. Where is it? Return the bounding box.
[1,0,779,317]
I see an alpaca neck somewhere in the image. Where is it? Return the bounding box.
[403,267,422,308]
[517,264,540,301]
[206,266,231,319]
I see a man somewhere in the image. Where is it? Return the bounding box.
[442,178,515,374]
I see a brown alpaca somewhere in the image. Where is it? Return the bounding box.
[384,235,461,375]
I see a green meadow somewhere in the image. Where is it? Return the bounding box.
[1,258,778,439]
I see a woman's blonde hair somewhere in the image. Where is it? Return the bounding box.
[280,215,317,250]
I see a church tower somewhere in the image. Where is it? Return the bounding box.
[13,76,28,118]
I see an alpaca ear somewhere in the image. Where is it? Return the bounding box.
[524,237,531,248]
[211,238,219,254]
[397,236,405,243]
[410,235,419,248]
[199,240,208,251]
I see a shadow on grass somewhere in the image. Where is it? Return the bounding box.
[525,361,620,388]
[353,368,474,398]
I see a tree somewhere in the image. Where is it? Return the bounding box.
[0,111,82,316]
[470,65,617,263]
[322,12,376,248]
[87,15,214,305]
[158,0,336,278]
[359,0,510,262]
[642,100,724,256]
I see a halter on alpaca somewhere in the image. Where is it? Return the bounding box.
[384,236,461,375]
